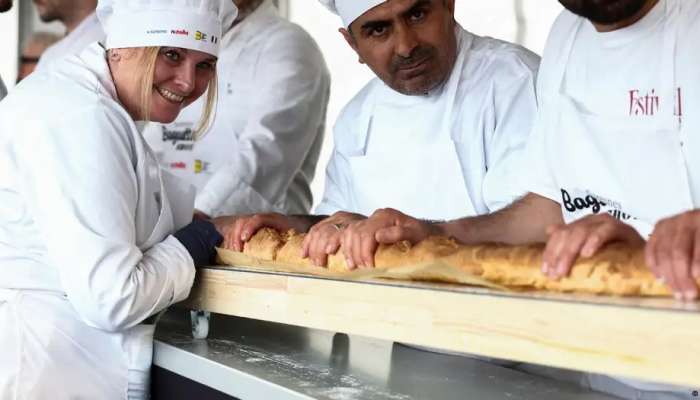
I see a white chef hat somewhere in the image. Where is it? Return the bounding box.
[318,0,386,28]
[97,0,238,57]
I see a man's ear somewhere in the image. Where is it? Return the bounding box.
[340,27,365,65]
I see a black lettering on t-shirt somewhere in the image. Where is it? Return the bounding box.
[561,189,605,214]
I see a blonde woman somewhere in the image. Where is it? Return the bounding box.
[0,0,237,398]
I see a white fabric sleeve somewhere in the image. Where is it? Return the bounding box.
[16,106,195,332]
[522,105,561,204]
[523,12,573,205]
[195,30,330,217]
[481,58,540,212]
[314,147,353,216]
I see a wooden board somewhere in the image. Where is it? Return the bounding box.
[183,266,700,388]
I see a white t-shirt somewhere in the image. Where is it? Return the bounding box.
[525,0,697,395]
[527,0,700,234]
[564,2,668,119]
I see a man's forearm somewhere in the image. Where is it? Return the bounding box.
[436,193,563,245]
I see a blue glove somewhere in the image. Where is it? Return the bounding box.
[174,219,223,268]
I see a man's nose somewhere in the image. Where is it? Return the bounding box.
[395,23,419,58]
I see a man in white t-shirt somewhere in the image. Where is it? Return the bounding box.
[33,0,104,71]
[349,0,695,398]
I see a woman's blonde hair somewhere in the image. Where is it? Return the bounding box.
[133,47,217,140]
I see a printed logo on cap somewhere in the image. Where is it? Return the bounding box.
[195,30,218,43]
[98,0,237,57]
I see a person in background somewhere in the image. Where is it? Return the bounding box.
[0,0,12,100]
[17,32,61,82]
[144,0,330,220]
[0,0,237,398]
[217,0,540,269]
[33,0,103,70]
[334,0,695,398]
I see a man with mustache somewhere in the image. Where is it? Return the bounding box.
[218,0,540,268]
[0,0,12,100]
[339,0,695,397]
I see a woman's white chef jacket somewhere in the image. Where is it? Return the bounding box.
[144,0,330,217]
[0,43,196,399]
[315,26,540,220]
[524,0,697,397]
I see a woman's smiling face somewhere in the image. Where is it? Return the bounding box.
[110,47,217,123]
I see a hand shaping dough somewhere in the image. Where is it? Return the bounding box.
[242,228,285,261]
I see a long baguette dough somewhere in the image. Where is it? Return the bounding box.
[238,228,689,297]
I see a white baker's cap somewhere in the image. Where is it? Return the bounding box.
[97,0,238,57]
[318,0,386,28]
